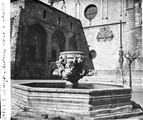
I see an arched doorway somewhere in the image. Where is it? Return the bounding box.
[51,30,66,62]
[20,23,47,78]
[50,30,66,78]
[69,35,78,51]
[25,23,47,63]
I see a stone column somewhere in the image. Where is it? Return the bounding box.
[45,29,52,78]
[124,0,136,69]
[75,0,80,19]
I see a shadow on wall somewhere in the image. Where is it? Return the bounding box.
[78,24,95,71]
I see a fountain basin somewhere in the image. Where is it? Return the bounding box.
[11,81,139,119]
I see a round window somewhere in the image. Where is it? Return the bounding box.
[84,4,98,20]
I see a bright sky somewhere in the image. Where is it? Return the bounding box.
[40,0,48,4]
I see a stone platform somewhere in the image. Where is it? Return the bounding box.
[11,81,143,120]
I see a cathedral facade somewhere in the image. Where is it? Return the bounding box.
[52,0,143,83]
[53,0,142,70]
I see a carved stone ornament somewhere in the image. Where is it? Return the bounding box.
[53,51,86,88]
[96,26,114,42]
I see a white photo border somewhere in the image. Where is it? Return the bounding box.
[0,0,11,120]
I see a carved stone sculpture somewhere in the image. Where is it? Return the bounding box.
[53,51,86,88]
[97,26,114,42]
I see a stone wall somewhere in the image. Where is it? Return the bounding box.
[134,0,143,70]
[11,0,25,78]
[11,0,94,79]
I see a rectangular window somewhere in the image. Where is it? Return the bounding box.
[70,22,73,30]
[58,17,61,25]
[43,10,46,19]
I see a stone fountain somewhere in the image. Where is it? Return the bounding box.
[11,51,143,120]
[53,51,86,88]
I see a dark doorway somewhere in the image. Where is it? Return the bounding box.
[51,49,57,62]
[24,23,47,64]
[18,23,47,79]
[50,30,66,78]
[51,30,66,53]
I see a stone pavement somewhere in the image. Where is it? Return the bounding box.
[123,85,143,120]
